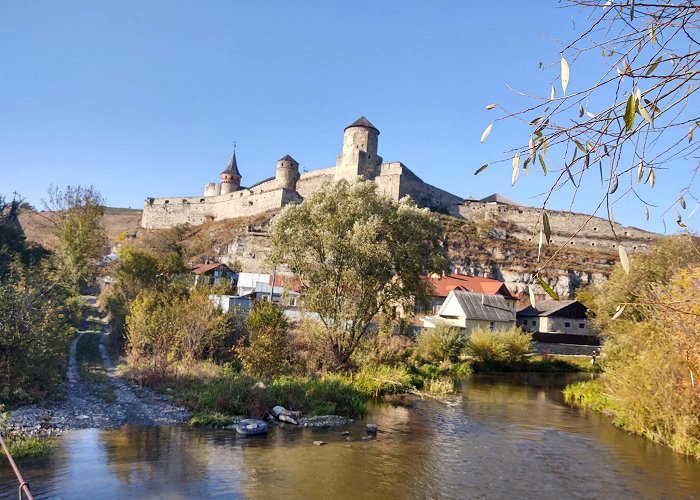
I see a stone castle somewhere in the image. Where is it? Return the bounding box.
[141,115,658,255]
[141,116,462,229]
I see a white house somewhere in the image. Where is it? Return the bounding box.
[422,289,516,332]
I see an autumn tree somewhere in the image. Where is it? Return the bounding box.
[43,185,107,290]
[479,1,699,288]
[269,179,449,364]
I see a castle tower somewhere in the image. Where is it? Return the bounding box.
[335,116,382,182]
[220,149,242,194]
[276,154,299,190]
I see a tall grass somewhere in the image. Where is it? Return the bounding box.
[466,326,532,364]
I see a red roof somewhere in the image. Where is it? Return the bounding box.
[427,273,517,300]
[270,275,303,292]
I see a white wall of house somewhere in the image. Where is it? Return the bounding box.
[518,316,590,335]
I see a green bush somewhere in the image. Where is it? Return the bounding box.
[467,326,532,363]
[416,325,466,363]
[237,301,289,382]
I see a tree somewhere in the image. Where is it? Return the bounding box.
[269,179,449,364]
[43,185,107,290]
[479,1,699,285]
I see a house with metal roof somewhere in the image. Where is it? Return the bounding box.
[517,300,596,344]
[422,289,516,332]
[422,273,518,315]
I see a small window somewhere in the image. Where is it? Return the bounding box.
[593,227,598,231]
[579,323,585,328]
[565,322,571,328]
[531,320,537,326]
[489,321,495,330]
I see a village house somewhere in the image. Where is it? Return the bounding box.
[422,273,519,314]
[236,272,300,306]
[516,300,597,344]
[191,262,236,287]
[422,289,516,333]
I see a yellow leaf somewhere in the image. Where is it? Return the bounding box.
[611,304,626,320]
[550,85,556,100]
[511,153,520,186]
[485,103,498,110]
[649,168,655,188]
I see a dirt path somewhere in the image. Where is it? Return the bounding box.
[7,300,190,434]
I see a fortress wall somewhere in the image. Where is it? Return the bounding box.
[397,165,463,215]
[295,168,335,198]
[246,177,277,192]
[458,202,658,252]
[374,162,403,200]
[141,189,300,229]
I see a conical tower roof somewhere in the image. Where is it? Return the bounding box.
[344,116,379,133]
[278,154,298,163]
[221,150,241,177]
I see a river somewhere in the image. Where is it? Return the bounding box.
[2,373,699,499]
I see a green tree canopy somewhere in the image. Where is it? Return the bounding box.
[43,185,107,290]
[269,179,449,364]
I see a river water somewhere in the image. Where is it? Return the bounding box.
[2,374,699,499]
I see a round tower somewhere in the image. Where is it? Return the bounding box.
[220,150,242,194]
[335,116,382,181]
[276,154,300,190]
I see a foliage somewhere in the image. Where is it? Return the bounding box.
[126,285,230,379]
[571,236,700,457]
[0,195,46,273]
[0,263,73,404]
[237,301,290,382]
[270,179,449,364]
[43,185,107,290]
[563,380,611,413]
[466,326,533,364]
[416,325,466,363]
[480,1,700,232]
[188,412,234,428]
[586,235,700,331]
[102,242,188,351]
[351,364,414,398]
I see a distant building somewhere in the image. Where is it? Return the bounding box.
[517,300,597,344]
[422,289,516,333]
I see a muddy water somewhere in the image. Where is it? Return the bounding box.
[2,374,699,499]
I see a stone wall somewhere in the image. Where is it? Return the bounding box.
[141,188,301,229]
[458,201,657,252]
[295,168,335,198]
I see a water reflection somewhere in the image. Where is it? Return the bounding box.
[2,374,699,499]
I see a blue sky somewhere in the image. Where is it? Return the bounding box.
[0,0,696,233]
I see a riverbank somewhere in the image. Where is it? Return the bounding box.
[5,316,190,449]
[564,379,700,458]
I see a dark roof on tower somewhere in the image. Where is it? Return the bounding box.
[278,154,298,163]
[221,150,241,177]
[345,116,380,133]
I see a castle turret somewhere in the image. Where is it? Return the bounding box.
[335,116,382,182]
[220,150,241,194]
[276,154,299,190]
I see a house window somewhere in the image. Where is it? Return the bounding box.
[579,323,585,328]
[565,322,571,328]
[531,320,536,326]
[489,321,495,330]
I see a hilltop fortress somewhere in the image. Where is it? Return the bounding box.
[141,116,657,254]
[141,117,462,230]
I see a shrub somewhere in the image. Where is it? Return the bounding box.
[352,365,413,398]
[237,301,289,382]
[467,326,532,363]
[416,325,466,363]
